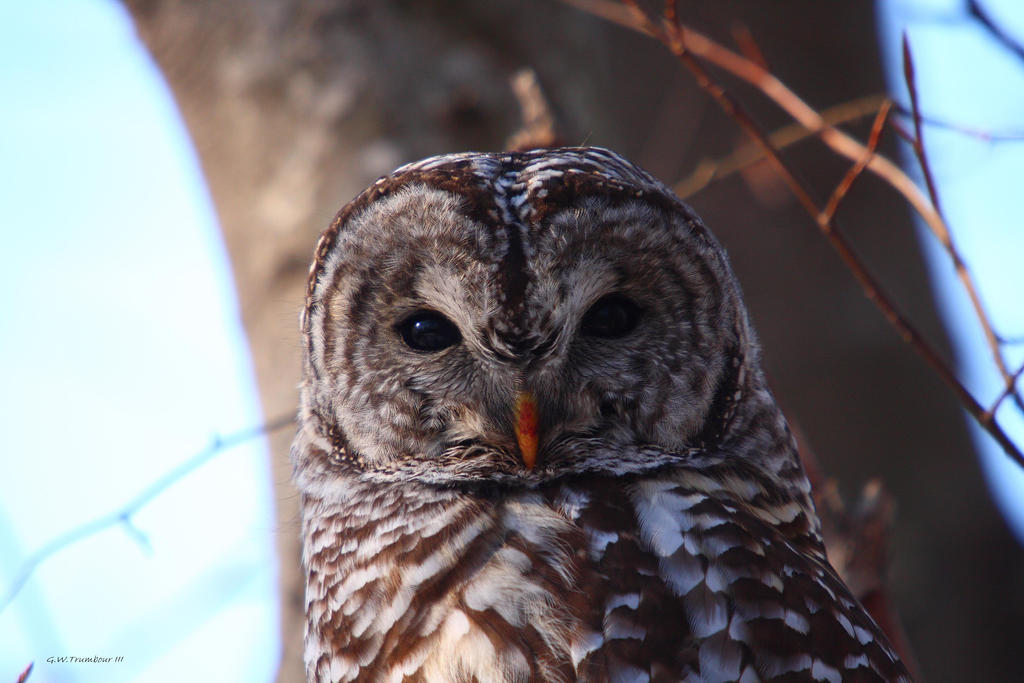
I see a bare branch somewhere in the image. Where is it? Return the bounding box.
[0,415,295,614]
[670,93,1024,202]
[821,100,893,223]
[730,23,770,71]
[986,362,1024,422]
[662,0,677,31]
[506,69,561,151]
[892,104,1024,142]
[968,0,1024,65]
[903,34,1024,413]
[674,94,888,199]
[567,0,956,272]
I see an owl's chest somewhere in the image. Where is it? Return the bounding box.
[305,479,770,682]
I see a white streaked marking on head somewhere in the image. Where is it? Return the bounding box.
[509,190,530,210]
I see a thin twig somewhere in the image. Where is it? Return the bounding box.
[675,94,888,199]
[0,415,295,614]
[903,35,1024,413]
[986,363,1024,421]
[730,23,770,71]
[901,36,946,220]
[821,101,893,223]
[892,104,1024,142]
[506,69,561,151]
[564,1,1022,145]
[562,0,950,246]
[669,14,1021,412]
[886,116,919,147]
[662,0,677,31]
[562,0,1024,470]
[968,0,1024,64]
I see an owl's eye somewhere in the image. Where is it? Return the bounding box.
[397,310,462,351]
[580,294,642,339]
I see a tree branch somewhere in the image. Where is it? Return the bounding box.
[968,0,1024,65]
[821,100,892,223]
[674,94,888,199]
[903,34,1024,413]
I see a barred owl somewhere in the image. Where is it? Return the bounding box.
[292,147,911,682]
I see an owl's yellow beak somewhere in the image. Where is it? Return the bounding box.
[514,391,539,470]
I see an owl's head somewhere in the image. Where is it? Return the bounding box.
[294,147,784,491]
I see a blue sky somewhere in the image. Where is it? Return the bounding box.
[878,0,1024,541]
[0,1,1021,682]
[0,2,277,681]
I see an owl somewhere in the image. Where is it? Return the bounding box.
[291,147,911,682]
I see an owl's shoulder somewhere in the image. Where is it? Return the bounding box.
[556,471,909,682]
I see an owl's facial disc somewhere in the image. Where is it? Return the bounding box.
[313,182,739,482]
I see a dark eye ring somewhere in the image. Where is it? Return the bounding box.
[397,310,462,352]
[580,294,642,339]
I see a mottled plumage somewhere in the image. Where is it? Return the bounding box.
[292,147,910,682]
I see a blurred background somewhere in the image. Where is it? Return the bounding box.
[2,1,1022,681]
